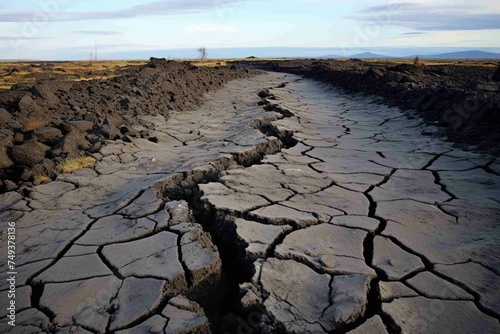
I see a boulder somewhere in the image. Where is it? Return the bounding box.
[14,132,24,144]
[59,130,91,157]
[11,141,50,166]
[18,95,40,114]
[0,145,14,168]
[0,129,14,147]
[34,127,63,142]
[366,68,384,79]
[105,115,125,127]
[33,83,60,105]
[22,119,46,132]
[0,108,12,124]
[65,120,94,132]
[99,124,121,140]
[120,125,139,137]
[4,179,17,191]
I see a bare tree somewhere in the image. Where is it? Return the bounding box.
[197,47,207,61]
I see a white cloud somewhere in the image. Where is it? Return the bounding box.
[183,23,239,33]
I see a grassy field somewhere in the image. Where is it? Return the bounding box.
[0,60,147,90]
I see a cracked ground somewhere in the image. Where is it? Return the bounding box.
[1,73,499,334]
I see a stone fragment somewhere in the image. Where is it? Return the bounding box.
[0,286,31,318]
[0,192,23,211]
[66,120,94,132]
[59,130,91,156]
[117,187,164,218]
[0,108,12,124]
[234,218,292,259]
[165,200,192,226]
[435,262,500,317]
[0,145,13,168]
[347,315,388,334]
[33,254,112,284]
[201,182,270,214]
[276,224,375,276]
[109,277,166,331]
[64,245,99,257]
[102,232,187,293]
[76,216,155,246]
[370,170,451,204]
[162,297,210,334]
[179,225,222,286]
[259,258,331,333]
[280,192,344,222]
[438,169,500,209]
[380,199,500,268]
[34,126,63,142]
[0,259,52,292]
[321,274,372,332]
[379,281,419,302]
[329,216,380,232]
[11,141,50,166]
[40,276,122,332]
[115,316,166,334]
[249,204,318,227]
[1,308,50,333]
[220,164,295,202]
[372,236,425,280]
[372,151,434,169]
[382,297,500,334]
[406,272,474,300]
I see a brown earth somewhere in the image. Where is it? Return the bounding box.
[238,59,500,154]
[0,58,258,193]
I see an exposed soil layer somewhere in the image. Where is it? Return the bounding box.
[238,59,500,155]
[0,59,258,192]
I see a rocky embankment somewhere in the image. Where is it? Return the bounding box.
[0,59,257,193]
[241,59,500,154]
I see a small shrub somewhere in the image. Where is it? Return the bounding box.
[34,174,51,185]
[58,156,96,174]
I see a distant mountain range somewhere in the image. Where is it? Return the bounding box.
[413,50,500,59]
[324,52,390,59]
[324,50,500,59]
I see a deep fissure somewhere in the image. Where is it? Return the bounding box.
[151,87,299,332]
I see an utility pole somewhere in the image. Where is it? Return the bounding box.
[90,52,93,62]
[95,41,98,61]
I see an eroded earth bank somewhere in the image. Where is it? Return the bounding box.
[1,70,499,334]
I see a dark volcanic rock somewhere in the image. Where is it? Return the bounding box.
[366,68,384,79]
[0,145,13,168]
[99,124,121,140]
[33,127,63,142]
[492,68,500,82]
[18,95,40,114]
[0,129,14,147]
[59,130,91,157]
[32,83,60,105]
[66,120,94,132]
[11,141,50,166]
[0,108,12,124]
[22,119,46,132]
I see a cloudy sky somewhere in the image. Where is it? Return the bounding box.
[1,0,499,60]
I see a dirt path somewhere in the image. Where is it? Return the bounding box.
[1,73,499,333]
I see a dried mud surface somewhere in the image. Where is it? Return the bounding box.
[240,59,500,155]
[1,72,499,334]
